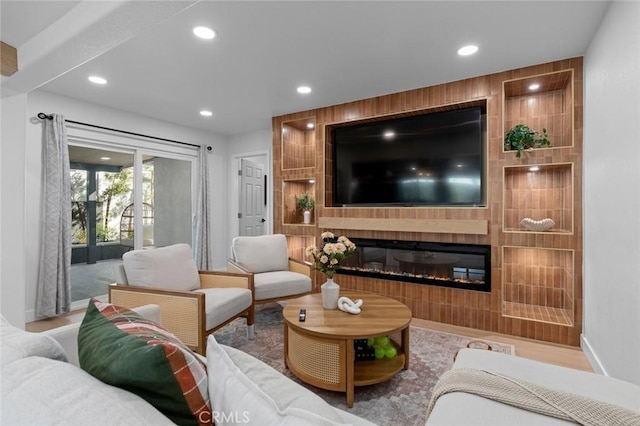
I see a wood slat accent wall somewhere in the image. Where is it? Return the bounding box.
[1,41,18,77]
[273,57,583,346]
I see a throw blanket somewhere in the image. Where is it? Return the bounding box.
[427,368,640,426]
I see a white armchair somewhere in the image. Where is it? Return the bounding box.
[227,234,312,304]
[109,243,254,355]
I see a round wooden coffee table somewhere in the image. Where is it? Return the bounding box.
[282,291,411,407]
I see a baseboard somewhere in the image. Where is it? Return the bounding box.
[580,333,608,376]
[25,294,107,324]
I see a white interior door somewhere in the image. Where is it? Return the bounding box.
[239,158,265,236]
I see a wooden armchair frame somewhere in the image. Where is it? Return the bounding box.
[109,270,254,355]
[227,258,312,305]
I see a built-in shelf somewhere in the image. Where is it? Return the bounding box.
[503,69,574,154]
[503,163,573,234]
[286,235,316,263]
[502,246,574,326]
[282,117,316,170]
[282,178,316,226]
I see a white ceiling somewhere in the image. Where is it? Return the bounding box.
[1,1,610,137]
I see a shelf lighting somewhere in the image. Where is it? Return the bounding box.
[529,83,541,91]
[309,179,315,184]
[307,123,315,129]
[529,166,540,172]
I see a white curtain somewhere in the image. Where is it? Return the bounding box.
[194,145,211,269]
[36,114,71,317]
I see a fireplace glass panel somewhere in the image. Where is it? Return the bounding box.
[339,239,490,292]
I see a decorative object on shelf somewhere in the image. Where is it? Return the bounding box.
[520,217,555,231]
[295,191,315,224]
[504,124,551,158]
[306,231,357,309]
[337,296,363,314]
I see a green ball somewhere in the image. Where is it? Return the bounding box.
[375,336,390,347]
[384,346,397,358]
[374,347,386,359]
[367,337,376,347]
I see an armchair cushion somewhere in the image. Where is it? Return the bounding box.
[122,243,200,291]
[78,298,211,425]
[254,271,313,301]
[193,287,253,330]
[232,234,289,273]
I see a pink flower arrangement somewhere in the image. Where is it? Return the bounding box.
[306,232,356,279]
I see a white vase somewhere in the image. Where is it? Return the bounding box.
[321,277,340,309]
[303,210,311,224]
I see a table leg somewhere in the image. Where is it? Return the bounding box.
[402,326,410,370]
[346,339,355,407]
[283,322,289,369]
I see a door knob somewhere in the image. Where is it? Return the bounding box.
[261,218,266,223]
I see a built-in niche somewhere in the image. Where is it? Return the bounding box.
[281,117,316,170]
[282,178,316,226]
[503,69,574,153]
[502,246,574,326]
[503,163,573,234]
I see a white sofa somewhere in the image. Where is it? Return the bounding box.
[1,306,374,426]
[426,348,640,425]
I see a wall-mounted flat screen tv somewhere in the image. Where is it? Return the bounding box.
[331,105,486,207]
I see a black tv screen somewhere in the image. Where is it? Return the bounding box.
[332,106,486,207]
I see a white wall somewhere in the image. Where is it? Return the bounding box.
[0,93,27,327]
[226,129,272,248]
[23,90,230,321]
[583,0,640,385]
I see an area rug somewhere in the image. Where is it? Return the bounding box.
[213,303,514,426]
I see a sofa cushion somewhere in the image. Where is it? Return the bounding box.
[1,356,174,426]
[207,335,357,425]
[123,243,201,291]
[78,298,211,425]
[253,271,312,300]
[193,287,252,329]
[0,314,68,367]
[232,234,289,273]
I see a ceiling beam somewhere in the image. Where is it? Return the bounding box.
[1,41,18,76]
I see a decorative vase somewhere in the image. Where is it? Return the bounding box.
[321,277,340,309]
[303,210,311,224]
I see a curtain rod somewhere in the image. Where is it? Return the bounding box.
[37,112,211,151]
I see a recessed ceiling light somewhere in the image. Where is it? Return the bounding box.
[307,123,315,129]
[309,179,315,184]
[100,156,111,161]
[457,45,478,56]
[193,26,216,40]
[200,110,213,117]
[529,83,541,91]
[88,76,107,85]
[297,86,312,94]
[529,166,540,172]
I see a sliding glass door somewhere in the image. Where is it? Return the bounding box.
[68,143,195,302]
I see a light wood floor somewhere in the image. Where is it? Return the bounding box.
[26,309,593,373]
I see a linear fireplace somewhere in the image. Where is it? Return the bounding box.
[338,238,491,292]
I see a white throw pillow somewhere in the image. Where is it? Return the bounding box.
[206,335,350,426]
[231,234,289,273]
[122,243,200,291]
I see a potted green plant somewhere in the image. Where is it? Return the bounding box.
[295,191,315,224]
[504,124,551,158]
